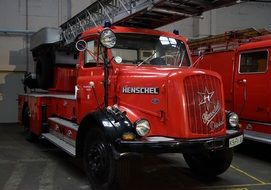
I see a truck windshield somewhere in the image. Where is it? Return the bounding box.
[111,33,191,67]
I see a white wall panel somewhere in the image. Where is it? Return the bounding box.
[0,0,78,123]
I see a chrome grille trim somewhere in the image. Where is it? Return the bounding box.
[184,74,225,134]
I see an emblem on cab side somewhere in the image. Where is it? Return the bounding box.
[151,98,160,105]
[122,87,159,95]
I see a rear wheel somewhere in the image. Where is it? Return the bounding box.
[183,149,233,178]
[22,107,36,142]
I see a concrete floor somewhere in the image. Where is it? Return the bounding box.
[0,123,271,190]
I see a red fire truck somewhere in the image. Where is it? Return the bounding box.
[190,28,271,145]
[18,0,243,189]
[18,25,243,189]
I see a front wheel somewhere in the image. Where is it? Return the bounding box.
[83,129,116,190]
[183,149,233,178]
[84,128,127,190]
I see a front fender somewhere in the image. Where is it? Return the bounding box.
[76,109,135,157]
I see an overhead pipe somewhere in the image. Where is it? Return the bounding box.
[26,0,29,72]
[149,8,193,17]
[0,29,36,35]
[147,6,204,19]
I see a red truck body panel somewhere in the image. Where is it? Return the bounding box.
[19,68,226,140]
[19,26,228,140]
[193,50,235,110]
[50,67,77,92]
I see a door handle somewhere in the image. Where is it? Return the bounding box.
[238,79,247,101]
[236,78,247,115]
[237,79,247,84]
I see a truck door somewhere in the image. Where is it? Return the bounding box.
[234,49,270,122]
[77,40,105,116]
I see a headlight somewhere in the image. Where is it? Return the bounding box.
[135,119,150,137]
[227,112,239,128]
[100,28,116,48]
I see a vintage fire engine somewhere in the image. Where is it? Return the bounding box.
[190,28,271,145]
[18,0,243,189]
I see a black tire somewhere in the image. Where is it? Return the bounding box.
[23,107,37,142]
[83,128,119,190]
[183,149,233,178]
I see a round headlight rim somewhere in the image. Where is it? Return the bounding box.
[134,119,151,137]
[228,112,239,128]
[100,28,116,49]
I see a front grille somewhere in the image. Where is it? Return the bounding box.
[184,74,225,134]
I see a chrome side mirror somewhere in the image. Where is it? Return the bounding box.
[75,40,87,52]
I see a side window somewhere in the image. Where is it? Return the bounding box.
[85,40,95,63]
[239,50,268,73]
[84,40,104,67]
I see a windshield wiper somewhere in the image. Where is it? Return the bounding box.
[137,50,157,67]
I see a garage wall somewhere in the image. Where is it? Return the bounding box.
[159,2,271,38]
[0,0,95,123]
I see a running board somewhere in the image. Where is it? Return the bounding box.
[48,117,78,131]
[244,130,271,144]
[42,133,76,156]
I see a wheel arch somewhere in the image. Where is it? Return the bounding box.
[76,111,116,158]
[76,109,135,158]
[76,113,98,157]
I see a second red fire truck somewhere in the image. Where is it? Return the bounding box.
[190,28,271,145]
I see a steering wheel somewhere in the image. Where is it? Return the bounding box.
[161,55,175,65]
[161,55,175,59]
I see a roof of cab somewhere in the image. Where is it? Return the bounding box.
[80,25,188,43]
[238,37,271,52]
